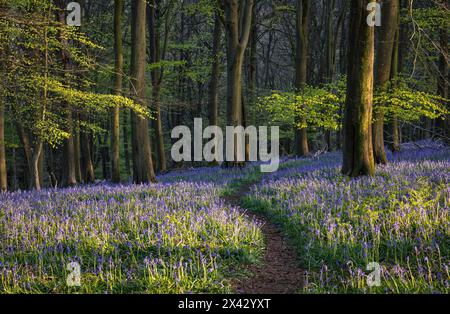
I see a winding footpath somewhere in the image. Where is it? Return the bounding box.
[223,182,304,294]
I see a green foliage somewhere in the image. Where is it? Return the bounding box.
[257,74,447,140]
[399,5,449,90]
[147,60,187,72]
[184,0,215,18]
[402,7,450,31]
[374,79,449,122]
[257,85,344,132]
[34,119,71,148]
[0,0,149,148]
[40,77,150,118]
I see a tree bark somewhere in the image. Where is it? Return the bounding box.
[30,141,43,190]
[112,0,123,183]
[15,122,31,188]
[15,121,45,189]
[373,0,399,164]
[248,9,257,105]
[74,118,82,183]
[391,9,401,153]
[222,0,254,166]
[57,0,77,186]
[324,0,336,151]
[81,131,95,183]
[63,110,77,186]
[100,133,110,180]
[123,109,131,175]
[209,12,222,127]
[325,0,336,82]
[46,144,57,188]
[342,0,375,177]
[246,10,258,160]
[294,0,310,157]
[264,31,273,89]
[437,4,449,143]
[130,0,156,183]
[148,0,166,172]
[0,98,6,191]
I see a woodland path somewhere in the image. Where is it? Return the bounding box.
[223,182,304,294]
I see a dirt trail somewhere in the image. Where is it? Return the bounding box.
[223,182,304,294]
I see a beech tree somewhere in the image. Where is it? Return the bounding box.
[1,11,8,191]
[147,0,175,172]
[373,0,399,164]
[209,11,222,128]
[342,0,376,177]
[0,89,6,191]
[294,0,310,157]
[112,0,124,183]
[390,0,402,152]
[220,0,254,165]
[437,1,449,143]
[130,0,157,183]
[55,0,77,187]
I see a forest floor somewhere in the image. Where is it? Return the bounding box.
[1,140,448,294]
[224,181,304,294]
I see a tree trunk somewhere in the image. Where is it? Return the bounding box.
[264,31,273,89]
[153,85,166,172]
[148,0,167,173]
[342,0,375,177]
[57,0,77,186]
[325,0,336,82]
[294,0,310,157]
[339,7,349,76]
[227,51,244,130]
[373,0,399,164]
[15,122,31,188]
[246,11,258,160]
[81,131,95,183]
[248,10,257,105]
[123,109,131,176]
[30,141,43,190]
[112,0,123,183]
[46,144,57,188]
[324,0,336,151]
[325,130,332,151]
[38,144,44,187]
[437,8,449,143]
[391,10,401,153]
[209,12,222,127]
[100,134,110,180]
[0,99,6,191]
[222,0,254,167]
[63,110,77,186]
[15,121,45,189]
[12,148,18,190]
[130,0,156,183]
[74,119,82,183]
